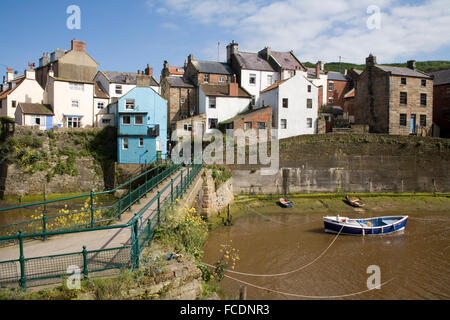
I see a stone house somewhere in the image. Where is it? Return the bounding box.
[354,55,433,136]
[429,69,450,138]
[184,54,234,87]
[160,61,197,134]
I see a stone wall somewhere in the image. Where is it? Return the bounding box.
[231,134,450,194]
[201,169,234,217]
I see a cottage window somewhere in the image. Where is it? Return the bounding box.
[219,76,225,83]
[328,97,334,104]
[282,98,288,108]
[204,74,210,83]
[328,82,334,92]
[180,97,185,104]
[67,117,81,128]
[209,97,216,109]
[125,99,135,110]
[97,102,104,109]
[421,80,426,87]
[249,74,256,85]
[401,78,407,85]
[135,115,144,125]
[308,85,312,93]
[69,83,84,91]
[139,137,144,148]
[244,122,252,130]
[122,115,131,125]
[257,122,266,130]
[122,137,129,150]
[420,94,427,106]
[208,118,218,129]
[267,75,273,87]
[32,116,42,126]
[281,119,287,129]
[184,124,192,131]
[307,99,313,109]
[400,114,407,126]
[420,115,427,127]
[307,118,313,128]
[115,85,122,95]
[71,100,79,108]
[12,101,16,108]
[400,92,407,105]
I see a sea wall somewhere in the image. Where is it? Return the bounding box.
[231,134,450,194]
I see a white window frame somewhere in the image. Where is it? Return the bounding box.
[115,85,123,95]
[218,76,225,83]
[328,81,334,92]
[122,137,129,150]
[307,118,313,128]
[267,75,273,87]
[138,137,144,148]
[125,99,135,110]
[204,74,210,83]
[249,73,256,85]
[71,100,79,108]
[281,119,287,129]
[31,115,44,126]
[66,117,81,128]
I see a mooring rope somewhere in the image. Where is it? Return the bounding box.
[222,273,395,299]
[202,225,344,278]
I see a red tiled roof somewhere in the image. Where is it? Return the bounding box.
[344,88,355,99]
[260,78,289,94]
[0,79,24,99]
[169,66,184,75]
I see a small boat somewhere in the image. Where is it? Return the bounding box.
[345,196,365,208]
[323,215,408,235]
[279,198,294,208]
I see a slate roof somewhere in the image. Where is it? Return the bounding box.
[376,65,431,79]
[18,103,54,115]
[270,51,304,70]
[200,84,251,98]
[429,69,450,86]
[234,52,276,72]
[167,76,195,88]
[327,71,351,82]
[192,61,233,75]
[306,68,326,78]
[94,82,109,99]
[101,71,160,86]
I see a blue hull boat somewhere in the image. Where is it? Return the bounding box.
[323,215,408,235]
[279,198,294,208]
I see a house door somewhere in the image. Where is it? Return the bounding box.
[410,114,416,134]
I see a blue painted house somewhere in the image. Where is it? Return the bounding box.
[109,79,167,164]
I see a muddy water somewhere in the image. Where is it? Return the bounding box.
[203,206,450,300]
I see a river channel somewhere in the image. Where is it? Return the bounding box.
[202,202,450,300]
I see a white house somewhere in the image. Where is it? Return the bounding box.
[0,67,44,119]
[94,67,160,102]
[93,83,113,127]
[260,73,319,139]
[44,71,95,128]
[307,62,328,106]
[198,80,252,133]
[227,42,306,109]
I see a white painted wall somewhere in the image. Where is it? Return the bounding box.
[46,78,94,128]
[199,87,251,133]
[261,73,319,139]
[0,77,44,118]
[308,73,328,106]
[240,69,279,108]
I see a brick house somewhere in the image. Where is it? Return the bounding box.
[184,54,234,86]
[160,61,197,133]
[220,105,272,134]
[326,71,351,107]
[429,69,450,138]
[354,55,433,136]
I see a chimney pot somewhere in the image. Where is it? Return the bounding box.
[71,40,86,52]
[407,60,416,70]
[366,54,377,67]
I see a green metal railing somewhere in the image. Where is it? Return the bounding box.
[0,162,181,239]
[0,164,203,290]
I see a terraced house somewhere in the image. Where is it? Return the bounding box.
[109,74,167,164]
[354,55,433,136]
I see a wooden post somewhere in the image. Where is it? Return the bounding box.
[239,286,247,300]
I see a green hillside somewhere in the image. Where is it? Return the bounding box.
[303,61,450,73]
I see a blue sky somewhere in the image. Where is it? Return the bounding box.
[1,0,449,77]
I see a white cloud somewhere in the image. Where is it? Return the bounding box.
[154,0,450,63]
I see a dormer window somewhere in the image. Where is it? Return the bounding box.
[125,99,135,110]
[116,85,123,95]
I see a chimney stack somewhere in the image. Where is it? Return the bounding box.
[136,73,150,87]
[25,63,36,80]
[164,61,169,69]
[6,67,14,82]
[71,40,86,52]
[407,60,416,70]
[315,62,321,79]
[188,54,194,64]
[366,54,377,67]
[145,64,153,76]
[226,40,239,64]
[228,75,239,97]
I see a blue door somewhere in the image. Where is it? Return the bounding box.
[410,114,416,134]
[46,116,53,130]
